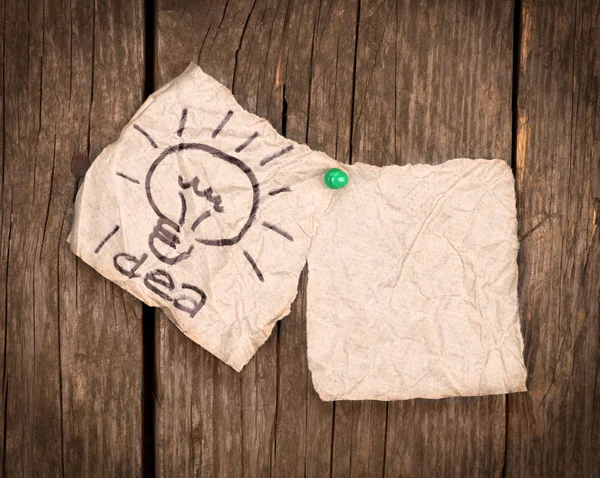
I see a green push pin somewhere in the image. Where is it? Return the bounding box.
[324,168,349,189]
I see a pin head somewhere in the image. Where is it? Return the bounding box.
[324,168,349,189]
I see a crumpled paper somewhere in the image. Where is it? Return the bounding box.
[69,63,527,399]
[307,159,527,400]
[69,63,338,371]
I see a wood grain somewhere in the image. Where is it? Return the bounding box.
[0,0,145,475]
[350,0,513,475]
[302,4,359,476]
[2,0,598,475]
[272,1,357,476]
[506,0,600,476]
[155,0,359,476]
[154,0,517,476]
[155,1,265,476]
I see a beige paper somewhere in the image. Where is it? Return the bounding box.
[69,64,338,371]
[70,64,528,400]
[307,159,528,400]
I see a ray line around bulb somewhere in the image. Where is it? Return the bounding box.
[212,110,234,138]
[235,132,259,152]
[243,250,264,282]
[268,186,291,196]
[116,172,140,184]
[260,144,294,166]
[133,124,158,148]
[95,225,120,253]
[262,221,294,241]
[177,108,188,137]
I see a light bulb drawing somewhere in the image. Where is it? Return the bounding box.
[105,107,296,286]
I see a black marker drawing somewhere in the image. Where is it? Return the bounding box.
[114,252,147,278]
[95,225,120,253]
[116,172,141,184]
[148,218,193,265]
[212,110,233,138]
[268,186,291,196]
[235,132,259,152]
[117,107,297,298]
[262,221,294,241]
[260,144,294,166]
[191,210,211,232]
[178,192,187,225]
[145,142,260,261]
[244,251,264,282]
[144,269,175,300]
[108,106,304,322]
[178,176,224,213]
[176,284,207,318]
[177,108,188,137]
[134,124,158,148]
[113,251,206,318]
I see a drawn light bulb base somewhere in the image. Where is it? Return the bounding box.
[146,143,260,264]
[148,217,193,265]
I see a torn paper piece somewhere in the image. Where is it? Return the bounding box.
[307,159,528,400]
[69,63,339,371]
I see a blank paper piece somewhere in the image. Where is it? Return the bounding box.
[69,64,338,371]
[307,159,527,400]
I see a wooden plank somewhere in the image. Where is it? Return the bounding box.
[506,0,600,476]
[304,3,359,476]
[350,0,513,475]
[232,4,286,476]
[0,0,145,475]
[155,0,359,476]
[155,1,269,476]
[271,0,358,476]
[0,1,5,468]
[155,0,559,476]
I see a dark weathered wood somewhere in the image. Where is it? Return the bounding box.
[0,0,145,475]
[0,5,5,470]
[155,1,264,476]
[153,0,523,476]
[233,4,285,476]
[155,0,359,476]
[350,0,514,476]
[506,0,600,476]
[305,4,360,476]
[272,0,358,476]
[269,4,319,475]
[2,0,592,475]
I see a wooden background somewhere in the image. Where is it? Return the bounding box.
[1,0,599,476]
